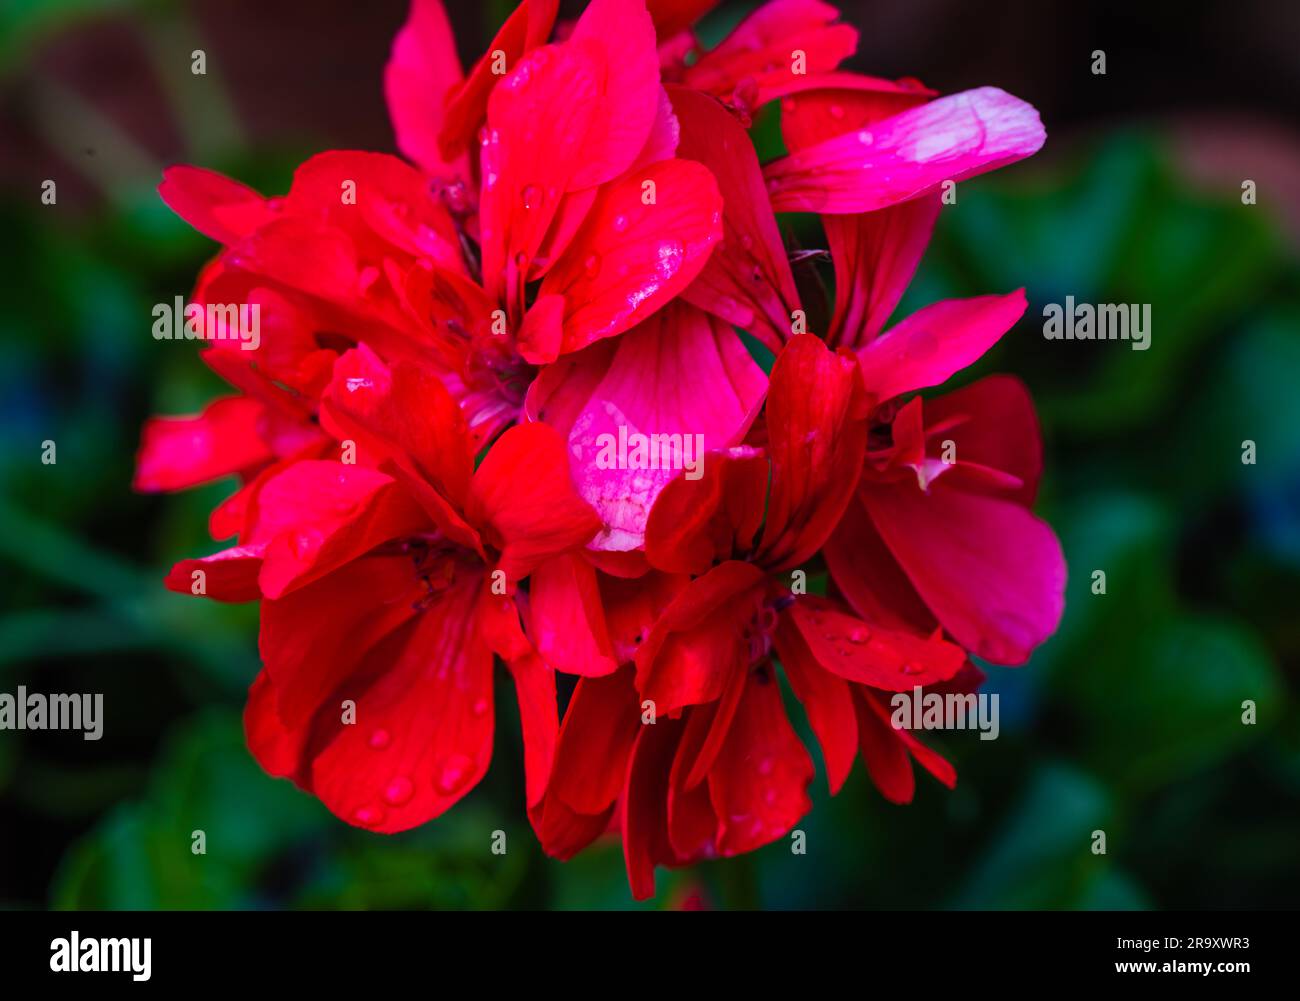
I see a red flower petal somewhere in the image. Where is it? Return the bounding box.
[158,165,270,245]
[440,0,559,162]
[645,452,769,575]
[671,85,799,350]
[134,396,274,493]
[528,553,619,677]
[164,545,265,603]
[764,87,1045,214]
[773,613,858,794]
[622,715,684,900]
[756,334,868,571]
[321,345,481,550]
[825,490,937,635]
[788,595,967,690]
[707,662,813,856]
[539,159,723,354]
[309,582,495,832]
[479,41,603,303]
[825,195,941,349]
[384,0,466,177]
[567,0,662,189]
[922,375,1043,506]
[634,560,766,716]
[779,72,933,152]
[855,689,956,803]
[259,555,421,731]
[548,301,765,551]
[549,667,643,816]
[646,0,719,39]
[856,291,1028,403]
[684,0,857,107]
[864,477,1067,665]
[467,422,602,581]
[251,460,428,599]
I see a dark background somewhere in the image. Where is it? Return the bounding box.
[1,0,1297,909]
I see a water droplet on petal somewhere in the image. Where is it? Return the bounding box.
[829,104,845,120]
[857,129,874,145]
[353,805,385,828]
[368,729,391,750]
[901,661,924,675]
[520,184,540,210]
[383,776,414,806]
[848,627,871,644]
[291,530,324,559]
[583,253,601,278]
[436,754,475,795]
[472,697,490,718]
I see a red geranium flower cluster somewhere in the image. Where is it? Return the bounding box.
[137,0,1065,898]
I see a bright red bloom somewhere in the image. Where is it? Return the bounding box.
[530,335,972,897]
[137,0,1064,899]
[169,346,600,831]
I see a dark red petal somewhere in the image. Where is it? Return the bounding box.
[634,561,766,716]
[504,648,558,810]
[646,0,719,39]
[671,85,799,350]
[757,334,868,571]
[707,662,814,856]
[774,613,858,794]
[600,569,691,664]
[667,700,728,859]
[550,666,643,816]
[622,716,685,900]
[788,595,967,690]
[824,490,937,635]
[644,452,769,575]
[860,689,956,793]
[853,685,915,803]
[780,72,934,152]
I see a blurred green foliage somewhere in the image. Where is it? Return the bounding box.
[2,4,1298,910]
